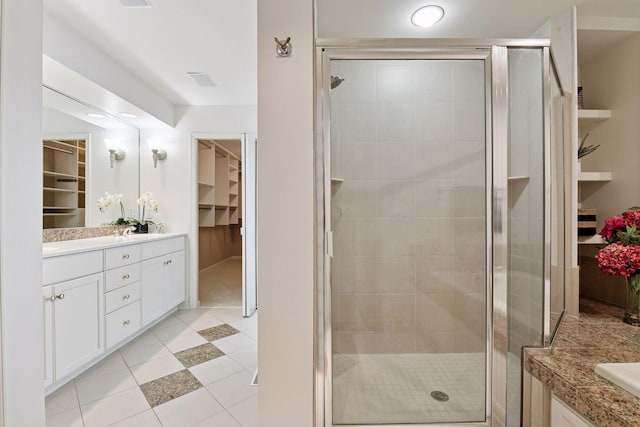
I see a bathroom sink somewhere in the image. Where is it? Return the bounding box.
[594,363,640,398]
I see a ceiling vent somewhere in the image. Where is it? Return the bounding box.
[187,72,216,88]
[117,0,153,8]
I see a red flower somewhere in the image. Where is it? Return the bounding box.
[600,215,626,242]
[596,242,640,277]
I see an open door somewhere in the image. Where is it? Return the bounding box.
[241,134,257,317]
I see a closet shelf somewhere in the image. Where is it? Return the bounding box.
[198,181,214,188]
[43,187,76,193]
[578,172,612,182]
[578,109,611,133]
[578,235,606,245]
[44,171,76,179]
[198,203,214,210]
[43,145,73,155]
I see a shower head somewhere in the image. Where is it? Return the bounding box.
[330,75,345,89]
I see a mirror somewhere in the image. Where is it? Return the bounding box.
[42,86,140,229]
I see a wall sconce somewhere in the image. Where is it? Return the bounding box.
[105,139,125,168]
[151,148,167,168]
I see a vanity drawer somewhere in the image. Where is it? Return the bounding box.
[105,300,140,348]
[43,250,103,285]
[105,263,141,292]
[105,282,141,314]
[141,237,185,260]
[105,245,141,270]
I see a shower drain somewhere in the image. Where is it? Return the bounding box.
[430,391,450,402]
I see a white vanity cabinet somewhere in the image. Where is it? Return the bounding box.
[43,250,104,388]
[43,233,186,394]
[141,237,186,326]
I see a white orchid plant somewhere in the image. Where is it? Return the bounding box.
[97,192,139,226]
[136,191,159,225]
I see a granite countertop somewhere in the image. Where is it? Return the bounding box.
[42,232,186,258]
[526,299,640,426]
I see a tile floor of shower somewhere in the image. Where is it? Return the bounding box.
[333,352,521,425]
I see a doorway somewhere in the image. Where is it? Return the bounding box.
[196,135,257,317]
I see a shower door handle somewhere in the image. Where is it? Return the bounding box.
[326,231,333,258]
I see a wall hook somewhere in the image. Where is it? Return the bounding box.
[274,36,292,57]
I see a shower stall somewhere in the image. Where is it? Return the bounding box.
[315,40,566,426]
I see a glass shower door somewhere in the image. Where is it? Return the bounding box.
[328,57,488,425]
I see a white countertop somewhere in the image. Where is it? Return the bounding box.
[43,233,186,258]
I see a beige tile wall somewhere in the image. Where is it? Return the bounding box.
[330,59,487,355]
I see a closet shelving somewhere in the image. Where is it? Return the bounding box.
[197,139,242,227]
[43,138,87,229]
[577,110,612,184]
[577,109,612,245]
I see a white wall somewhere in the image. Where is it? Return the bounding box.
[140,105,256,309]
[258,0,315,425]
[0,0,45,425]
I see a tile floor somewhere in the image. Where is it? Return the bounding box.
[199,259,242,308]
[332,352,486,424]
[46,307,257,427]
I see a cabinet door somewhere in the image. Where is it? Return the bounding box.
[53,273,104,380]
[551,395,594,427]
[164,252,185,310]
[43,286,54,387]
[141,257,165,326]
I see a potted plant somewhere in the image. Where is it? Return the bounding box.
[136,191,159,233]
[595,207,640,325]
[97,192,138,226]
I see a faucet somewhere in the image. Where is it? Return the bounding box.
[123,226,136,237]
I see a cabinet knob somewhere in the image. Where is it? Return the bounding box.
[55,294,65,300]
[122,294,130,300]
[168,260,172,265]
[122,254,130,259]
[123,320,131,326]
[47,296,55,302]
[122,274,130,280]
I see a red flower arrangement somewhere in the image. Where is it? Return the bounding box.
[596,243,640,278]
[596,208,640,293]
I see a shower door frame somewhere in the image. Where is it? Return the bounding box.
[314,39,555,427]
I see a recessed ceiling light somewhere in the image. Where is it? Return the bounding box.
[119,112,137,119]
[87,113,106,119]
[187,72,216,88]
[117,0,153,8]
[411,5,445,28]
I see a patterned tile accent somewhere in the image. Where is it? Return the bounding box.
[174,343,224,368]
[198,324,240,342]
[43,226,129,243]
[140,369,203,407]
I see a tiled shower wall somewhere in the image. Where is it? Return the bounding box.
[507,49,545,354]
[330,60,486,354]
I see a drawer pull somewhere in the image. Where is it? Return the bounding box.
[122,274,130,280]
[123,320,131,326]
[122,294,130,300]
[55,294,65,300]
[122,254,130,260]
